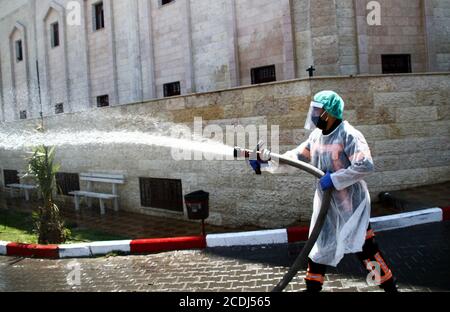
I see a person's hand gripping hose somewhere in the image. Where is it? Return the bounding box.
[247,141,271,175]
[233,145,333,292]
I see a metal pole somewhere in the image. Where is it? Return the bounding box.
[201,219,206,237]
[36,60,44,130]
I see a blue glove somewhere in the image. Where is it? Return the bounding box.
[249,160,261,174]
[320,171,334,191]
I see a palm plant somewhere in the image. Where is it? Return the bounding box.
[27,145,66,244]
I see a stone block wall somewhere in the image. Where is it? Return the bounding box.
[431,0,450,71]
[1,73,449,228]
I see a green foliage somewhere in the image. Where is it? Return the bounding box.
[27,145,60,202]
[0,209,37,244]
[0,209,126,244]
[26,145,66,244]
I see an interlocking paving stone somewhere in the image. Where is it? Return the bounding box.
[1,221,450,292]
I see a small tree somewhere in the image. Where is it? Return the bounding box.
[27,145,66,244]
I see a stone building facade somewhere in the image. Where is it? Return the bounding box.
[0,0,450,122]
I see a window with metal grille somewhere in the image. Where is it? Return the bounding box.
[382,54,412,74]
[139,177,183,212]
[3,169,19,186]
[51,22,60,48]
[93,2,105,31]
[251,65,276,84]
[15,40,23,62]
[55,103,64,114]
[55,172,80,196]
[19,110,27,119]
[163,81,181,97]
[161,0,175,5]
[96,95,109,107]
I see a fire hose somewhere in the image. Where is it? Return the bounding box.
[233,147,332,292]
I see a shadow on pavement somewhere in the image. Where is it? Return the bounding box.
[205,221,450,292]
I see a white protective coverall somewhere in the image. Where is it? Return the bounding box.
[264,120,374,266]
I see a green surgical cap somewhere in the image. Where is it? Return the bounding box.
[313,90,344,120]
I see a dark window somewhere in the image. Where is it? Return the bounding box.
[19,110,27,119]
[15,40,23,62]
[51,22,60,48]
[139,177,183,212]
[161,0,175,5]
[3,169,19,186]
[93,2,105,31]
[55,172,80,196]
[55,103,64,114]
[382,54,412,74]
[96,95,109,107]
[163,81,181,97]
[251,65,276,84]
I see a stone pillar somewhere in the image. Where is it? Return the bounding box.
[310,0,340,76]
[81,0,92,108]
[31,0,40,118]
[138,0,156,99]
[182,0,195,94]
[281,0,296,80]
[336,0,359,75]
[128,0,144,102]
[226,0,240,87]
[8,31,16,120]
[41,3,70,114]
[0,55,4,121]
[9,22,31,120]
[422,0,437,72]
[39,19,51,116]
[293,0,314,78]
[354,0,369,74]
[104,0,119,105]
[59,6,70,112]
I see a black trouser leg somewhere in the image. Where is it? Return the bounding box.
[304,257,327,292]
[356,227,398,293]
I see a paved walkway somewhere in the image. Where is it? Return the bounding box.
[1,221,449,292]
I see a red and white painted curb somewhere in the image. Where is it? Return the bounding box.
[1,206,449,259]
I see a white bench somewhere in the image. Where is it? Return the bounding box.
[7,183,39,201]
[69,173,125,215]
[6,171,39,201]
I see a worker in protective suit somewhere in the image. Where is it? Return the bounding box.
[252,90,398,292]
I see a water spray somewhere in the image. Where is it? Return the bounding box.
[233,146,332,292]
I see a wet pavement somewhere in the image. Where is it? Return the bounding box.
[1,221,449,292]
[377,181,450,212]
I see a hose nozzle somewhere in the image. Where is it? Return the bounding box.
[233,144,272,161]
[233,146,250,159]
